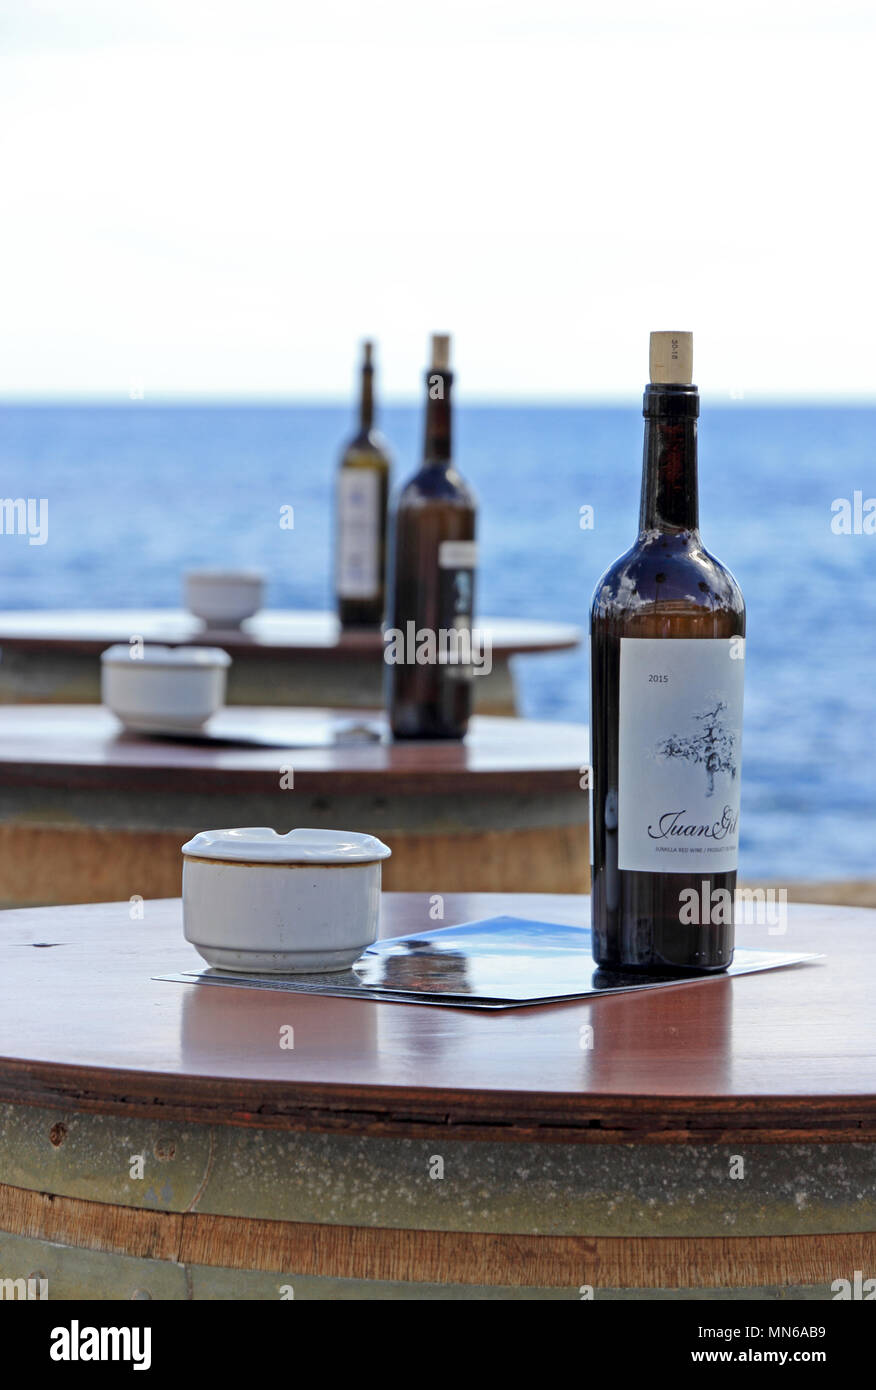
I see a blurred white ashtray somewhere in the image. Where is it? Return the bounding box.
[101,643,231,734]
[332,719,383,745]
[181,826,393,973]
[184,569,265,629]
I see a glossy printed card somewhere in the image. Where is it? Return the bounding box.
[156,916,820,1009]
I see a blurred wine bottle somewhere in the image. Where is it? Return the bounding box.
[335,340,392,629]
[386,334,477,740]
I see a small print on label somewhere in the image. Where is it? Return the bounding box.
[438,540,477,570]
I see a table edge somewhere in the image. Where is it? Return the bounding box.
[1,1056,873,1146]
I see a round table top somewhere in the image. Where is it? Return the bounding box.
[0,609,582,659]
[0,892,871,1143]
[0,706,590,795]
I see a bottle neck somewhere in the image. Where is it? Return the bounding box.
[359,364,374,431]
[639,384,700,534]
[422,369,453,465]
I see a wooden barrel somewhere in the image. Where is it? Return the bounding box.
[0,894,873,1299]
[1,1106,873,1299]
[0,707,591,905]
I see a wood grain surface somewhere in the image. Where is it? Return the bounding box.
[5,1183,873,1289]
[0,892,872,1142]
[0,705,590,795]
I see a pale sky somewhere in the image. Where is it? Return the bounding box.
[1,0,874,400]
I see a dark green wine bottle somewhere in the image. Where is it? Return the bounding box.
[336,340,392,629]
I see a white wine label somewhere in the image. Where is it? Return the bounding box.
[336,470,380,598]
[439,540,477,569]
[438,553,476,682]
[618,637,744,873]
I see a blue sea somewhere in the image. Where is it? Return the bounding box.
[1,402,874,882]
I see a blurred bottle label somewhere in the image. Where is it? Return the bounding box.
[439,540,477,569]
[337,470,379,598]
[438,543,476,681]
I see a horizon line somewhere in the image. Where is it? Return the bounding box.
[2,392,876,409]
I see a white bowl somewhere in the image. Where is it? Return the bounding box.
[101,644,231,733]
[184,569,265,628]
[181,827,392,973]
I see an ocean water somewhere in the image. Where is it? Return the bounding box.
[0,401,874,882]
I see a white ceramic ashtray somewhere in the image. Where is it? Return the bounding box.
[181,827,392,973]
[184,569,265,628]
[101,644,231,734]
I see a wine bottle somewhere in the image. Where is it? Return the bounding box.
[335,340,392,629]
[386,334,477,740]
[590,332,745,973]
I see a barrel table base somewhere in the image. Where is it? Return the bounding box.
[0,1105,871,1301]
[0,800,590,906]
[1,896,874,1301]
[0,708,591,905]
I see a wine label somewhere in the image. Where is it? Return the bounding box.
[438,541,476,681]
[336,470,380,599]
[439,540,477,569]
[618,637,744,873]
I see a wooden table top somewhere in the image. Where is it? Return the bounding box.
[0,609,581,659]
[0,706,590,795]
[0,892,871,1143]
